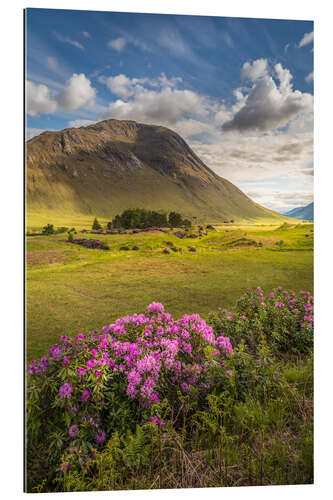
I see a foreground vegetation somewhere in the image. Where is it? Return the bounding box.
[26,287,313,492]
[26,222,313,361]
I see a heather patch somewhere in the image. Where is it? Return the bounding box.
[66,238,110,250]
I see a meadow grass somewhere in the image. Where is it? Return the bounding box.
[26,223,313,360]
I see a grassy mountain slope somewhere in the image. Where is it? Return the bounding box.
[26,119,291,224]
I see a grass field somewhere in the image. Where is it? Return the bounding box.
[26,222,313,360]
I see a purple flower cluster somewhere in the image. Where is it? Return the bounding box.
[27,302,234,470]
[66,238,109,250]
[81,390,90,402]
[95,430,106,445]
[59,383,73,398]
[149,416,165,428]
[209,286,314,355]
[173,231,185,238]
[26,300,238,485]
[68,424,79,438]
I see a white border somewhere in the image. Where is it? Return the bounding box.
[1,1,332,499]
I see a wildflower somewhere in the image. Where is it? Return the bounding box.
[49,344,63,361]
[149,392,160,404]
[27,362,39,375]
[58,383,73,398]
[95,430,106,445]
[61,462,70,473]
[86,359,96,370]
[69,425,79,438]
[77,367,86,376]
[149,416,165,428]
[81,390,90,402]
[39,357,49,370]
[75,333,86,343]
[147,302,165,314]
[181,382,189,393]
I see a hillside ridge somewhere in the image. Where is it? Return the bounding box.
[26,119,289,223]
[284,202,313,221]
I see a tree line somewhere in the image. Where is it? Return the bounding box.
[92,209,192,230]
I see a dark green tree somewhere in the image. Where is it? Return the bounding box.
[183,219,192,229]
[112,215,122,229]
[168,211,183,227]
[92,217,102,230]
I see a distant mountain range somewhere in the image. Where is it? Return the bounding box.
[26,118,291,223]
[283,202,313,221]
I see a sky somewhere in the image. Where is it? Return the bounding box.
[25,8,314,213]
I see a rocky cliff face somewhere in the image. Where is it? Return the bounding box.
[26,119,283,222]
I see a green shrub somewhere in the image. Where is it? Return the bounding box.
[42,224,55,235]
[54,227,69,234]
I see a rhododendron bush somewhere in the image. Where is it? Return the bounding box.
[208,287,314,355]
[26,303,233,481]
[26,288,314,491]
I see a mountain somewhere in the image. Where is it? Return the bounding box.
[26,119,290,223]
[284,202,313,221]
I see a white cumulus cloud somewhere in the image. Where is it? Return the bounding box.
[26,81,57,116]
[222,60,313,133]
[100,73,210,125]
[103,87,209,125]
[99,74,148,100]
[56,73,96,111]
[26,74,96,116]
[241,58,268,81]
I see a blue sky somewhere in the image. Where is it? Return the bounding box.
[25,8,314,212]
